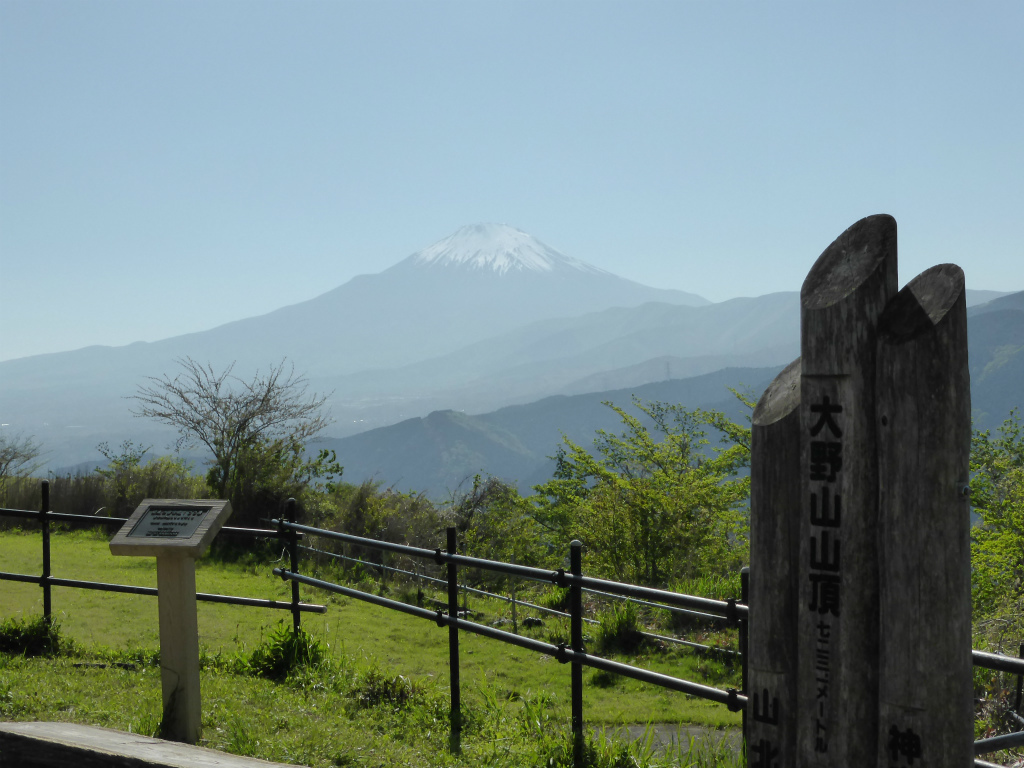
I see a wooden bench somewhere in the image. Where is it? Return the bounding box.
[0,722,300,768]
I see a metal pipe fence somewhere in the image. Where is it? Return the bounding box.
[0,483,326,624]
[282,520,1024,767]
[4,481,1024,766]
[972,648,1024,765]
[273,517,746,766]
[299,542,739,655]
[280,520,748,616]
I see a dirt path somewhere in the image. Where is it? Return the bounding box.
[592,723,742,756]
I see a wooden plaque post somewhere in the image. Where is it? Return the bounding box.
[875,265,972,766]
[748,216,975,767]
[748,357,802,766]
[797,214,897,766]
[110,498,232,743]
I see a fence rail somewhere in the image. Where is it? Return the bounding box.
[972,649,1024,677]
[286,520,746,619]
[0,570,321,612]
[281,520,1024,767]
[0,484,326,625]
[299,543,739,655]
[273,516,746,763]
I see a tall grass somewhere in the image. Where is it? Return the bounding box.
[1,462,206,524]
[595,601,645,655]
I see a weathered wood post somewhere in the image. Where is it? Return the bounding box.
[797,214,897,766]
[875,264,972,767]
[748,357,802,766]
[748,216,976,767]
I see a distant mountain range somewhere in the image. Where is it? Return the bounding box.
[1,224,709,466]
[966,292,1024,428]
[316,291,800,422]
[317,366,782,498]
[317,290,1024,498]
[0,222,1019,486]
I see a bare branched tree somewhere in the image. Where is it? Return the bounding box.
[0,431,45,496]
[131,357,332,498]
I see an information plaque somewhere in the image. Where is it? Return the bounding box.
[110,498,231,559]
[128,505,211,539]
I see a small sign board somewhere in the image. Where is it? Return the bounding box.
[110,498,232,558]
[128,505,210,539]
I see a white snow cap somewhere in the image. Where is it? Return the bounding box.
[412,223,606,275]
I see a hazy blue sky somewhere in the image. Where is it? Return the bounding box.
[2,1,1021,361]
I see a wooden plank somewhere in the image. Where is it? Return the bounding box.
[0,721,297,767]
[748,357,802,767]
[797,214,897,767]
[875,264,972,767]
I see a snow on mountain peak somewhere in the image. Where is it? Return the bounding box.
[411,223,605,276]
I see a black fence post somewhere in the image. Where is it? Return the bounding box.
[41,480,51,623]
[286,498,301,633]
[739,566,749,745]
[570,539,584,768]
[447,526,461,753]
[511,559,519,635]
[1016,642,1024,714]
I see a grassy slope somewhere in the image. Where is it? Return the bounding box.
[0,529,741,732]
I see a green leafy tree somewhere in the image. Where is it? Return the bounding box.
[532,398,751,586]
[331,480,440,577]
[451,475,549,588]
[95,439,207,517]
[95,440,151,517]
[226,438,342,526]
[971,409,1024,613]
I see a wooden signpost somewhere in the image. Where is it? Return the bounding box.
[875,264,972,767]
[797,214,896,766]
[110,498,232,743]
[747,216,973,767]
[748,357,801,766]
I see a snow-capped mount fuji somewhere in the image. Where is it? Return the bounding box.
[408,223,607,276]
[0,223,710,466]
[302,222,709,369]
[327,222,709,373]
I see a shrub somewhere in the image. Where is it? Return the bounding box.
[242,623,330,679]
[0,615,63,656]
[589,669,621,689]
[531,398,751,586]
[350,666,423,709]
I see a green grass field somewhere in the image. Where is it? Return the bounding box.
[0,527,742,767]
